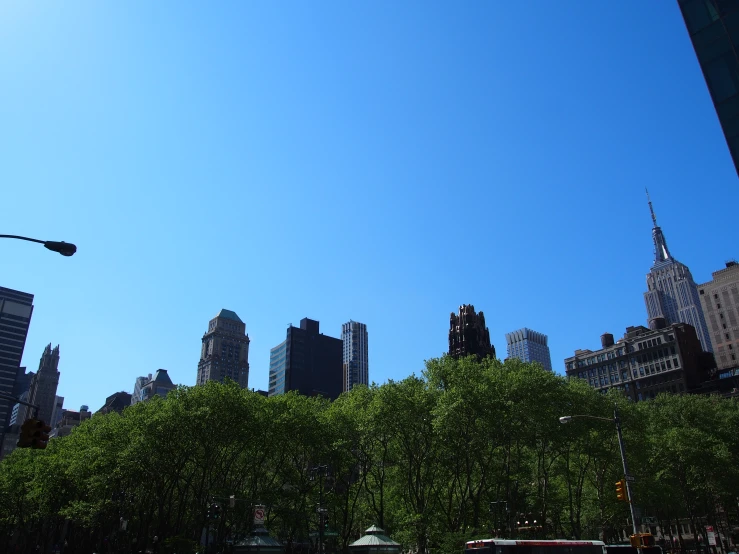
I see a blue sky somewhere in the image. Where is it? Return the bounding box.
[1,1,737,413]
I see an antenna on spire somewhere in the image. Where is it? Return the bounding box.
[646,188,658,226]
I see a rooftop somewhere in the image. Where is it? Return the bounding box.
[216,309,242,323]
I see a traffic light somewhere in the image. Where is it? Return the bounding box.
[213,503,221,519]
[615,479,628,502]
[17,419,51,449]
[323,515,329,531]
[630,534,654,548]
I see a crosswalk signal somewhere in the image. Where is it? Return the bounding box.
[615,479,628,502]
[17,419,52,449]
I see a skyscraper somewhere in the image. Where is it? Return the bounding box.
[0,287,34,443]
[505,328,553,371]
[50,395,64,429]
[267,318,343,400]
[268,340,287,396]
[342,320,369,392]
[27,344,61,425]
[197,309,250,388]
[131,374,151,405]
[676,0,739,177]
[448,304,496,360]
[643,192,712,352]
[697,260,739,369]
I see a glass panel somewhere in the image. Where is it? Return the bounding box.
[705,55,739,102]
[681,0,720,34]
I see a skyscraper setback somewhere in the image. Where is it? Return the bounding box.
[342,320,368,392]
[643,192,712,352]
[0,287,34,447]
[197,309,250,388]
[448,304,496,360]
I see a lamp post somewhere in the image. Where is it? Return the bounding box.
[0,234,77,256]
[559,403,639,537]
[310,465,329,554]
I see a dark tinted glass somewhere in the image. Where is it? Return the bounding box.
[681,0,720,34]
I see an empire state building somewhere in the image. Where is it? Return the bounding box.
[643,192,712,353]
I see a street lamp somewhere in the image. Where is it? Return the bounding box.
[310,465,329,554]
[0,234,77,256]
[559,403,638,537]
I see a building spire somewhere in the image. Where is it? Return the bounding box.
[646,189,671,264]
[646,187,658,226]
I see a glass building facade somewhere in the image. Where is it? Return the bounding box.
[677,0,739,176]
[0,287,34,441]
[505,328,553,372]
[268,340,287,396]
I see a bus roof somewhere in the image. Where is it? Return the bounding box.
[467,540,606,547]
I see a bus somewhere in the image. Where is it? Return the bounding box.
[466,539,607,554]
[605,545,662,554]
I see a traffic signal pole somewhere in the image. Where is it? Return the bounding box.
[614,404,638,536]
[0,391,40,418]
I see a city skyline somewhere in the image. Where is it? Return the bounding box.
[2,2,738,412]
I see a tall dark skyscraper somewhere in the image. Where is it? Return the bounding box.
[643,192,712,352]
[0,287,34,444]
[268,318,343,400]
[448,304,496,360]
[197,309,250,388]
[27,344,61,425]
[677,0,739,176]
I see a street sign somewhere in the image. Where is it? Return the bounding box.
[254,505,265,525]
[625,475,635,482]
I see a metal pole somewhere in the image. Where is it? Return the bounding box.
[614,404,638,536]
[0,235,45,245]
[0,391,40,418]
[319,472,324,554]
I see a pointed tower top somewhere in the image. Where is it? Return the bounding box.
[645,190,672,264]
[646,188,658,227]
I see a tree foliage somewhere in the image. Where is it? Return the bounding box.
[1,356,737,554]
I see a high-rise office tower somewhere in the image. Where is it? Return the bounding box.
[268,340,287,396]
[698,261,739,369]
[268,318,343,399]
[676,0,739,177]
[131,374,151,405]
[0,287,34,444]
[643,192,712,353]
[27,344,61,425]
[197,309,250,388]
[50,395,64,429]
[505,328,553,371]
[448,304,496,360]
[342,320,369,392]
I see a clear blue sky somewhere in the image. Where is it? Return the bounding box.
[1,1,737,413]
